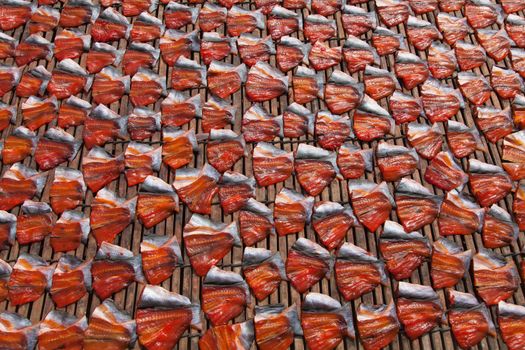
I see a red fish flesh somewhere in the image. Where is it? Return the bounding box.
[304,15,336,43]
[286,238,331,293]
[431,238,472,289]
[0,212,16,251]
[86,43,122,74]
[47,59,88,100]
[389,91,422,124]
[171,57,206,91]
[337,143,373,179]
[446,120,483,159]
[409,0,438,13]
[34,128,80,171]
[364,65,398,100]
[219,171,255,214]
[377,141,419,182]
[396,282,443,339]
[292,67,323,104]
[122,43,158,76]
[21,95,57,131]
[501,0,525,13]
[91,242,143,299]
[136,285,200,350]
[246,62,288,102]
[201,32,235,65]
[295,144,338,196]
[202,267,249,326]
[267,6,302,40]
[0,0,34,31]
[84,299,136,350]
[324,70,363,114]
[243,247,285,300]
[55,29,90,61]
[506,15,525,48]
[379,221,431,280]
[16,65,51,97]
[0,102,15,131]
[335,243,387,301]
[0,163,45,211]
[343,37,380,74]
[128,108,161,141]
[406,16,441,50]
[311,0,341,15]
[465,0,502,29]
[50,210,89,252]
[439,0,465,11]
[125,143,161,187]
[283,103,314,138]
[122,0,156,17]
[274,188,314,236]
[312,202,356,250]
[130,68,165,107]
[468,159,512,207]
[82,147,124,193]
[16,201,53,245]
[436,13,469,46]
[141,235,181,285]
[308,41,342,71]
[277,36,308,72]
[315,111,352,150]
[473,249,519,306]
[92,67,130,105]
[1,126,36,165]
[137,176,179,228]
[498,302,525,350]
[0,312,38,350]
[207,61,247,99]
[353,96,395,142]
[226,6,265,37]
[91,189,135,246]
[477,28,512,62]
[348,180,394,232]
[455,41,486,71]
[238,35,274,67]
[376,0,410,27]
[29,6,58,34]
[242,104,282,142]
[342,6,377,37]
[0,33,16,59]
[404,124,442,160]
[183,214,239,276]
[513,95,525,130]
[395,178,441,232]
[438,190,483,236]
[372,27,406,56]
[199,322,254,350]
[357,301,399,350]
[199,3,227,32]
[59,0,96,28]
[173,165,220,215]
[38,311,87,350]
[421,78,463,123]
[15,34,53,66]
[50,255,90,307]
[202,96,236,133]
[91,8,130,43]
[0,65,20,98]
[83,105,126,150]
[491,66,524,100]
[8,253,53,306]
[161,92,201,128]
[207,130,245,173]
[301,293,355,350]
[239,199,274,246]
[130,13,163,43]
[394,51,429,90]
[254,305,300,350]
[428,42,457,79]
[164,2,197,29]
[458,72,492,106]
[482,205,518,249]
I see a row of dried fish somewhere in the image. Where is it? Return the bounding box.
[0,247,523,350]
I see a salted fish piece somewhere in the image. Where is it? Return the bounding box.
[0,312,39,350]
[226,6,265,37]
[431,238,472,289]
[389,90,423,124]
[254,304,302,350]
[243,247,285,300]
[468,159,512,207]
[38,311,88,350]
[218,171,255,214]
[239,199,274,246]
[0,211,16,250]
[406,16,442,50]
[137,176,179,228]
[16,200,53,245]
[438,190,484,236]
[274,188,314,236]
[315,110,352,150]
[267,6,302,40]
[8,253,54,306]
[498,301,525,350]
[82,146,125,193]
[162,127,197,171]
[0,162,47,211]
[353,95,395,142]
[372,26,407,56]
[50,255,91,307]
[58,95,92,128]
[348,180,395,232]
[394,50,430,90]
[199,321,254,350]
[140,234,182,285]
[357,301,399,350]
[50,210,89,252]
[482,204,518,249]
[92,66,130,105]
[295,144,339,196]
[421,78,464,123]
[324,69,363,115]
[171,56,206,91]
[276,36,310,73]
[242,104,283,143]
[376,141,419,182]
[343,36,380,74]
[341,5,378,37]
[83,104,127,150]
[246,61,288,102]
[475,105,514,143]
[312,201,357,250]
[173,164,220,215]
[292,66,323,104]
[49,167,86,215]
[207,61,247,99]
[446,120,484,159]
[34,127,81,171]
[424,150,467,191]
[124,142,161,187]
[207,129,246,173]
[395,178,441,232]
[336,143,373,179]
[86,42,124,74]
[427,41,457,80]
